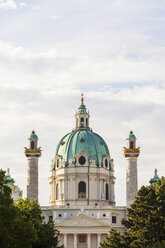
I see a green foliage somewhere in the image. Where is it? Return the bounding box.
[16,198,63,248]
[100,229,129,248]
[101,178,165,248]
[0,169,63,248]
[0,169,37,248]
[146,242,165,248]
[33,219,62,248]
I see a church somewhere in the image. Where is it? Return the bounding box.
[22,95,158,248]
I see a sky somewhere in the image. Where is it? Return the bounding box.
[0,0,165,206]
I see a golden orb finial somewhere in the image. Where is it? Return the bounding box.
[81,93,84,104]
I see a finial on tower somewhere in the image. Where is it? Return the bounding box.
[155,168,157,176]
[81,93,84,104]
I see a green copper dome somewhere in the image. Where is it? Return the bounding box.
[55,129,110,167]
[5,175,14,186]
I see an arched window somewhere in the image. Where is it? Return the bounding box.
[31,141,35,149]
[106,183,109,200]
[78,181,86,198]
[130,141,134,149]
[57,159,59,168]
[80,117,84,127]
[56,183,59,200]
[86,118,88,127]
[105,159,108,168]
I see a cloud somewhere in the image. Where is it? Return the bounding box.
[158,16,165,21]
[1,41,165,93]
[0,0,17,9]
[50,15,63,21]
[19,2,27,8]
[32,5,40,10]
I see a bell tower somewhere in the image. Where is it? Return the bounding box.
[25,130,41,201]
[124,131,140,207]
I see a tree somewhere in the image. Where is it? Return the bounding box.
[16,198,63,248]
[146,243,165,248]
[0,169,63,248]
[100,229,128,248]
[101,178,165,248]
[0,169,37,248]
[32,219,62,248]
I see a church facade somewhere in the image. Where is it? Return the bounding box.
[24,95,140,248]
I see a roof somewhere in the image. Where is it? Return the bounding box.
[129,130,136,139]
[30,130,38,139]
[55,129,110,167]
[5,175,14,186]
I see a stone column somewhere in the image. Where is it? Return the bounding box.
[64,234,67,248]
[74,233,77,248]
[97,233,101,248]
[27,157,39,200]
[126,157,138,207]
[87,233,91,248]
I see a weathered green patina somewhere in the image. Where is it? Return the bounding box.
[5,175,14,186]
[55,129,110,167]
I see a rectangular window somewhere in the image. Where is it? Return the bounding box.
[112,216,116,223]
[49,215,53,221]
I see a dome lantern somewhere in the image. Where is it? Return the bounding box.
[75,94,90,130]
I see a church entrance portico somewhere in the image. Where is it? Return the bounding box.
[62,232,105,248]
[57,214,111,247]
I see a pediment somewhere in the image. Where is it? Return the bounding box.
[57,214,108,227]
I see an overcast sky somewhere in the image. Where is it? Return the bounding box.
[0,0,165,206]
